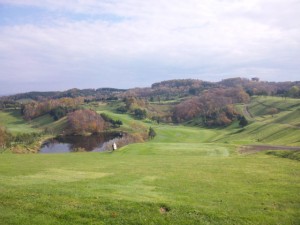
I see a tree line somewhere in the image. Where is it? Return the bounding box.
[119,78,300,101]
[1,78,299,107]
[21,97,84,120]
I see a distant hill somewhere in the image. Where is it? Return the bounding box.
[121,77,300,100]
[1,77,299,102]
[0,88,127,101]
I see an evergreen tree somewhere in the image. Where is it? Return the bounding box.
[134,108,147,119]
[148,127,156,139]
[239,116,248,127]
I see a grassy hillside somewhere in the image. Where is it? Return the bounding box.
[215,121,300,146]
[248,96,300,118]
[0,125,299,224]
[0,109,68,135]
[214,96,300,146]
[0,109,38,134]
[31,115,67,134]
[246,96,300,127]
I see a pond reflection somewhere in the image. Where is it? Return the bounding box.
[40,132,122,153]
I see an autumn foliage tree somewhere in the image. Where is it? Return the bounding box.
[172,88,249,127]
[67,109,106,134]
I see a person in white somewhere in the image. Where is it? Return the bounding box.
[112,143,117,151]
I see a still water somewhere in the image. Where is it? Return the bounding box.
[40,132,122,153]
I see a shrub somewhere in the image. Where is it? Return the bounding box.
[100,113,123,128]
[0,126,11,149]
[239,116,248,127]
[13,132,41,145]
[116,106,127,114]
[148,127,156,139]
[134,108,147,119]
[49,106,77,120]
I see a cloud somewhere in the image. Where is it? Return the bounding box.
[0,0,299,94]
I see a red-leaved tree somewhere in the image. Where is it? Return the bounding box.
[67,109,106,134]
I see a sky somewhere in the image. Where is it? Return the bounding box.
[0,0,299,95]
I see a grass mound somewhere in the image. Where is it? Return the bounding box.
[266,150,300,161]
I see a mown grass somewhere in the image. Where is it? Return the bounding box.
[0,109,38,134]
[1,124,300,224]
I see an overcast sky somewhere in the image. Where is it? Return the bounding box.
[0,0,299,95]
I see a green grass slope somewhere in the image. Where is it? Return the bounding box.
[0,109,67,135]
[248,96,300,118]
[274,109,300,127]
[31,115,67,134]
[0,110,38,134]
[215,97,300,146]
[247,96,300,126]
[0,127,299,224]
[214,120,300,146]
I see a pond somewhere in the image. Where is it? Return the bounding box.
[39,132,123,153]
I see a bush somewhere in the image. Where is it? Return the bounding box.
[0,126,12,149]
[100,113,123,128]
[13,132,41,145]
[134,108,147,119]
[239,116,248,127]
[116,106,127,114]
[148,127,156,139]
[50,106,77,120]
[266,150,300,161]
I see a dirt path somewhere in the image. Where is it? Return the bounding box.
[239,145,300,154]
[242,104,254,120]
